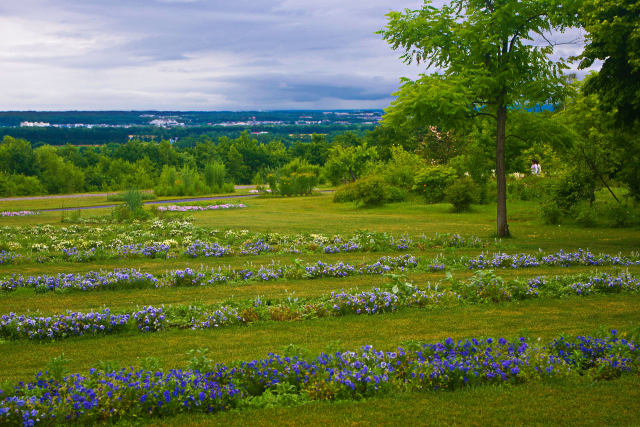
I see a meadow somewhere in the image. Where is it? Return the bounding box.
[1,193,639,425]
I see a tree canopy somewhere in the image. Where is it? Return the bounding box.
[379,0,579,236]
[579,0,640,127]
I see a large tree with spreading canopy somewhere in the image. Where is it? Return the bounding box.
[379,0,579,237]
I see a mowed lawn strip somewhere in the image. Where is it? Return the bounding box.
[152,375,640,427]
[1,294,638,382]
[3,265,639,314]
[2,194,639,252]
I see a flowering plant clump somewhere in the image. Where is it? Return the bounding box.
[467,249,640,270]
[323,241,361,254]
[239,240,272,255]
[0,309,129,340]
[0,255,419,294]
[568,272,640,295]
[0,332,636,425]
[185,241,232,258]
[115,243,171,259]
[193,306,245,329]
[305,261,356,278]
[156,203,247,212]
[0,210,39,217]
[133,306,166,332]
[329,289,399,315]
[170,268,207,287]
[62,247,97,262]
[0,250,21,265]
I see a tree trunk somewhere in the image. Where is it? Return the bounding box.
[496,104,510,237]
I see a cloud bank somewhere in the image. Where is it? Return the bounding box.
[0,1,590,110]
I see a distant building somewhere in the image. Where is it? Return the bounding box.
[20,121,50,127]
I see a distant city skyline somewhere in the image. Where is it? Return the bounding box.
[1,1,592,111]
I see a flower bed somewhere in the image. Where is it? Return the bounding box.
[466,249,640,269]
[2,271,638,342]
[156,203,247,212]
[0,332,636,425]
[0,210,39,217]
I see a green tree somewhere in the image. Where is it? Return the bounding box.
[323,143,378,186]
[379,0,578,236]
[579,0,640,127]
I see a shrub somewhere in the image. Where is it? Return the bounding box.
[203,161,228,191]
[445,177,478,212]
[601,202,636,228]
[573,203,598,228]
[551,168,596,211]
[413,165,456,203]
[268,159,320,196]
[353,175,387,207]
[385,185,408,203]
[539,201,562,225]
[507,175,554,201]
[333,182,358,203]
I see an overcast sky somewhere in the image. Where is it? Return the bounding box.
[0,0,589,111]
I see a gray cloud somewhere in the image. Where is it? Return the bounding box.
[0,1,593,110]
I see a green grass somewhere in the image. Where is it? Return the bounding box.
[1,294,638,382]
[1,192,639,424]
[150,375,640,426]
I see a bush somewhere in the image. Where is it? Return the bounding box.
[413,165,456,203]
[203,162,228,191]
[539,201,562,225]
[507,175,553,201]
[385,185,408,203]
[573,203,598,228]
[268,159,320,196]
[551,168,596,211]
[333,182,358,203]
[353,175,387,207]
[601,202,636,228]
[445,177,478,212]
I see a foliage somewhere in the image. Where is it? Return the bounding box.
[579,0,640,127]
[267,158,319,196]
[413,165,456,203]
[445,177,478,212]
[551,168,597,211]
[322,143,377,186]
[352,175,387,207]
[539,201,562,225]
[379,0,580,236]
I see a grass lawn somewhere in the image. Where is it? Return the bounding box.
[0,192,639,425]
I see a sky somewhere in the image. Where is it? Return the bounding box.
[0,0,590,111]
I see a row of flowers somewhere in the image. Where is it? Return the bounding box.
[0,224,485,264]
[0,210,39,217]
[0,255,420,293]
[155,204,247,212]
[466,249,640,269]
[2,271,638,340]
[0,331,636,425]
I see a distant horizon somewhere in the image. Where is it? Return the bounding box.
[0,108,386,113]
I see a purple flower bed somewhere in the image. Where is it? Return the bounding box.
[184,241,231,258]
[467,249,640,269]
[0,332,636,425]
[0,309,129,340]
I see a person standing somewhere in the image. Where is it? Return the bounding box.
[530,159,541,175]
